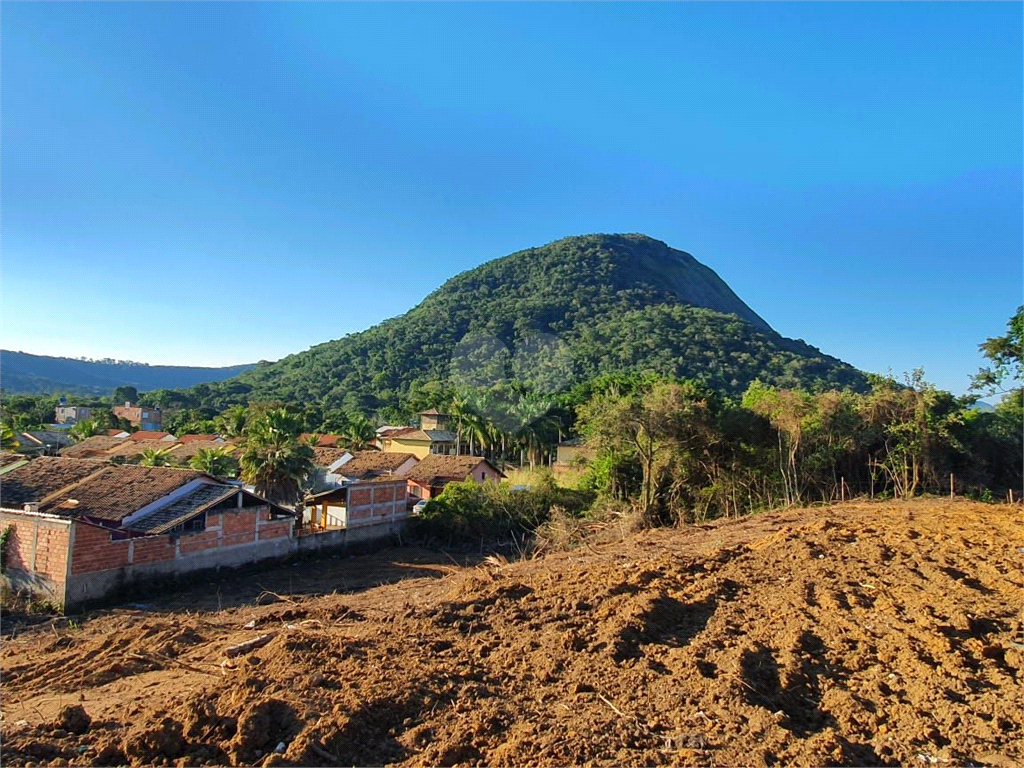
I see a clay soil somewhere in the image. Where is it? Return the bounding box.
[1,498,1021,768]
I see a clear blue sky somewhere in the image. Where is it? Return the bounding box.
[2,2,1020,395]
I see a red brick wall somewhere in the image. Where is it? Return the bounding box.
[49,506,291,582]
[71,522,131,575]
[131,536,175,565]
[349,488,372,506]
[258,520,292,540]
[1,516,70,585]
[178,529,220,554]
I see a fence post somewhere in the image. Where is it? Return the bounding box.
[950,473,954,499]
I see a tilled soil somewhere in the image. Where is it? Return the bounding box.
[1,498,1021,767]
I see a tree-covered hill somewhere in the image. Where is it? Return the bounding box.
[190,234,868,414]
[0,351,255,396]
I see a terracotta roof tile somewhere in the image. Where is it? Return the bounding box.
[0,457,108,508]
[37,464,207,521]
[60,435,129,458]
[311,447,353,468]
[177,434,223,444]
[128,431,173,442]
[337,451,416,479]
[405,455,502,485]
[0,451,26,469]
[104,440,178,459]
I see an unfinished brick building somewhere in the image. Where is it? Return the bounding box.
[0,458,295,610]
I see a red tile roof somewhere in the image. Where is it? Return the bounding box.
[337,451,416,479]
[177,434,222,443]
[299,433,348,447]
[405,455,503,486]
[0,457,108,508]
[60,435,128,458]
[311,447,353,468]
[38,464,207,521]
[128,431,173,442]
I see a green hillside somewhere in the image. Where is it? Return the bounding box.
[193,234,867,413]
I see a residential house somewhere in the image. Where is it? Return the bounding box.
[54,406,94,425]
[418,409,450,430]
[112,403,163,431]
[127,431,176,442]
[405,455,505,501]
[303,451,416,530]
[0,458,295,610]
[378,427,457,459]
[60,435,130,459]
[15,430,75,457]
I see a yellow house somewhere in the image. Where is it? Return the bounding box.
[378,428,457,460]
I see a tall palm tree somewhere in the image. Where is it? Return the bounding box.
[139,447,174,467]
[239,409,315,504]
[189,446,238,478]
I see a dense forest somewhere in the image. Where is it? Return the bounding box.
[166,234,868,420]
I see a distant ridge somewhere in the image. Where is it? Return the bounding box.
[185,233,868,413]
[0,350,256,395]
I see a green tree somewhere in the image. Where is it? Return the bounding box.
[69,418,103,442]
[215,405,249,438]
[343,413,377,451]
[973,306,1023,396]
[189,446,239,478]
[1,422,20,451]
[112,385,139,405]
[239,408,315,504]
[139,447,174,467]
[742,381,815,505]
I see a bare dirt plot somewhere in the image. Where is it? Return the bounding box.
[1,498,1021,767]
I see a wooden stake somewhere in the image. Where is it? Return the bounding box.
[224,632,277,657]
[950,473,954,499]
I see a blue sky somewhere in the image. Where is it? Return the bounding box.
[2,2,1020,396]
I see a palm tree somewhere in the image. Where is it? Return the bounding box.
[1,422,20,451]
[215,405,249,438]
[69,418,102,442]
[139,447,174,467]
[189,446,238,478]
[343,414,377,451]
[239,408,315,504]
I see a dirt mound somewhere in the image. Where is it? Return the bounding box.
[1,499,1021,767]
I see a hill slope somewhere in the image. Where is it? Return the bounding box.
[197,234,868,412]
[0,351,255,396]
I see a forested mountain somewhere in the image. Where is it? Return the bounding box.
[189,234,868,415]
[0,351,255,396]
